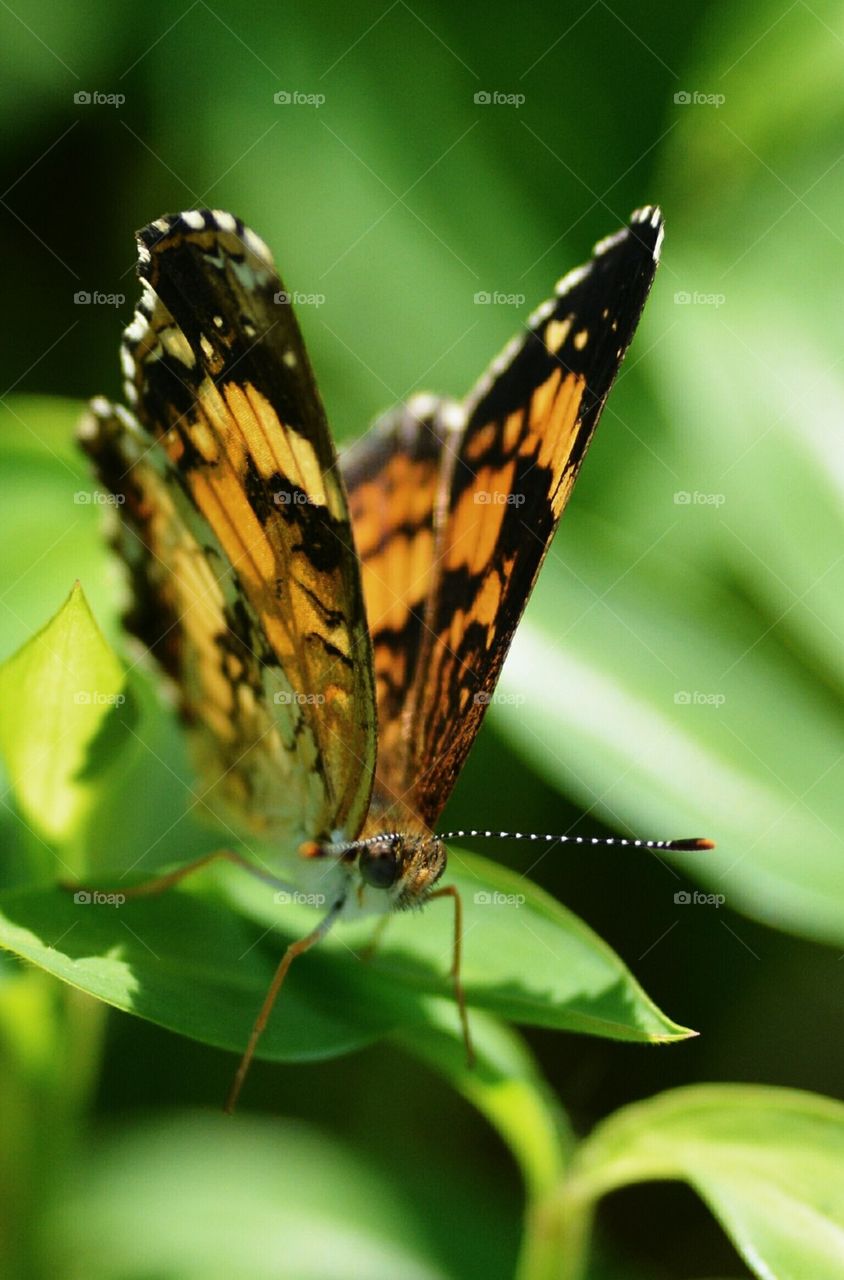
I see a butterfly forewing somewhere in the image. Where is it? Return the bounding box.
[83,210,376,845]
[344,207,664,829]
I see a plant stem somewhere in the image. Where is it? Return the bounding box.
[516,1184,594,1280]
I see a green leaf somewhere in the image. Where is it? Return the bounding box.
[0,846,691,1066]
[566,1085,844,1280]
[495,519,844,947]
[0,398,123,659]
[42,1111,454,1280]
[0,583,129,856]
[224,848,692,1043]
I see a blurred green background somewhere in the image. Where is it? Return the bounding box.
[1,1,843,1277]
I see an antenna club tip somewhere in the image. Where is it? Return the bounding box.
[669,837,715,852]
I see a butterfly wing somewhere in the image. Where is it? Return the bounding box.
[82,209,376,846]
[342,206,663,829]
[341,396,462,817]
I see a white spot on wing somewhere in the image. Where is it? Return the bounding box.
[114,403,142,434]
[243,226,273,266]
[555,262,590,296]
[124,312,149,343]
[211,210,237,234]
[593,227,627,257]
[653,220,665,261]
[527,296,555,328]
[439,400,465,431]
[181,210,206,230]
[407,392,440,418]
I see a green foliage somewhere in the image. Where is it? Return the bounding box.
[0,582,131,869]
[1,0,843,1276]
[0,690,692,1064]
[42,1113,456,1280]
[565,1087,844,1280]
[499,523,844,945]
[3,458,843,1280]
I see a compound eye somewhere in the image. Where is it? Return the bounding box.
[359,844,400,890]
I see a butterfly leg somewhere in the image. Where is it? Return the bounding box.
[358,913,391,962]
[62,849,295,900]
[225,897,344,1113]
[428,884,474,1069]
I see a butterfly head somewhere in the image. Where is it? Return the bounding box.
[358,831,447,910]
[314,831,447,911]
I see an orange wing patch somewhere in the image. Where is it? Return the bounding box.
[341,396,462,824]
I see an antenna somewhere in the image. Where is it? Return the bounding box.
[438,830,715,853]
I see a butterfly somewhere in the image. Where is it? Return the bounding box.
[79,205,710,1109]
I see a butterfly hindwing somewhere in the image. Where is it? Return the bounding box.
[341,396,463,822]
[84,209,376,845]
[344,207,664,829]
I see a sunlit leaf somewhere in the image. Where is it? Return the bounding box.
[0,845,691,1066]
[567,1085,844,1280]
[496,521,844,946]
[0,583,130,855]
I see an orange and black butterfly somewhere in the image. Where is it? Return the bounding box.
[80,205,710,1108]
